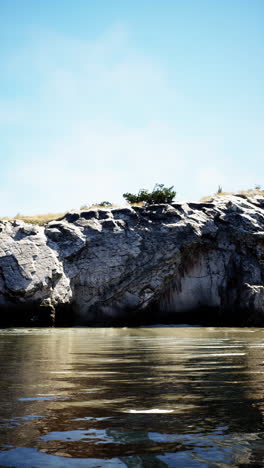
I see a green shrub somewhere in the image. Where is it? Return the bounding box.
[99,201,112,207]
[123,184,176,205]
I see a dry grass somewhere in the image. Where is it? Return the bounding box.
[82,202,145,210]
[129,201,145,207]
[0,203,128,226]
[200,189,264,202]
[238,189,264,197]
[88,204,119,210]
[0,213,66,226]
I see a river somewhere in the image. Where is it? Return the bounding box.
[0,327,264,467]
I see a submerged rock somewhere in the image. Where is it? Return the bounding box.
[0,196,264,326]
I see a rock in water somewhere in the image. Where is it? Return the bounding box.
[0,195,264,326]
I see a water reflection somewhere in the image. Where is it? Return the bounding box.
[0,327,264,466]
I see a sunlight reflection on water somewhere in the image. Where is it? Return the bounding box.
[0,327,264,466]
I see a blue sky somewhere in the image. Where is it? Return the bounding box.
[0,0,263,215]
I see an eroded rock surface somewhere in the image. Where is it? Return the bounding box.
[0,195,264,326]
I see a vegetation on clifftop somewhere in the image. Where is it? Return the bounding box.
[1,187,263,226]
[123,183,176,205]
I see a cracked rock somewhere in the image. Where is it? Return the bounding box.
[0,194,264,326]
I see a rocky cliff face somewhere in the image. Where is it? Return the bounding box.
[0,195,264,326]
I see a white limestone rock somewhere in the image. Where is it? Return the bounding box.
[0,196,264,325]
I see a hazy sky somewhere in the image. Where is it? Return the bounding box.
[0,0,263,215]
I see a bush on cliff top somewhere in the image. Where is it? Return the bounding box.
[123,184,176,205]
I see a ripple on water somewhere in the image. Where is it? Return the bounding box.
[1,327,264,466]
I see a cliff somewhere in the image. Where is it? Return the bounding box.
[0,195,264,326]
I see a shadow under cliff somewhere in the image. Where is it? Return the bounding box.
[0,302,75,328]
[0,302,262,327]
[73,304,263,327]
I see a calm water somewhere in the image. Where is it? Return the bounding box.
[0,327,264,467]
